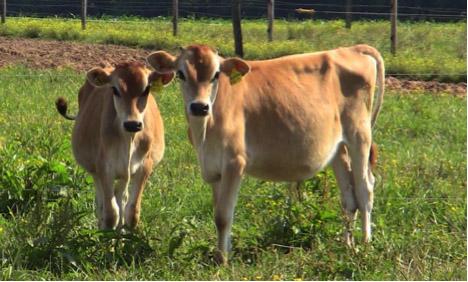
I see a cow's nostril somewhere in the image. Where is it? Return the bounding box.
[123,121,143,132]
[190,103,210,116]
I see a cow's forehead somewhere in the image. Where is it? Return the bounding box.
[180,45,218,82]
[113,62,149,95]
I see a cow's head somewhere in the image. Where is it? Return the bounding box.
[86,62,174,133]
[147,45,250,118]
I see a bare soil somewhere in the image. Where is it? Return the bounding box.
[0,36,466,96]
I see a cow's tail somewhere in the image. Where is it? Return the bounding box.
[355,44,385,129]
[354,45,385,171]
[55,97,76,120]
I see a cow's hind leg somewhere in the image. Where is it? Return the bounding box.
[347,127,374,243]
[332,144,358,247]
[125,158,153,229]
[212,155,245,265]
[288,181,304,202]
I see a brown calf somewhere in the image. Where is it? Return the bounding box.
[147,44,384,263]
[56,61,173,229]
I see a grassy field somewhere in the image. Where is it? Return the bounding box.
[0,17,466,82]
[0,66,466,280]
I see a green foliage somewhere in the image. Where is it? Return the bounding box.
[0,17,466,82]
[0,64,466,279]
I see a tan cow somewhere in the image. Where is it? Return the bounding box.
[147,44,384,264]
[56,61,173,230]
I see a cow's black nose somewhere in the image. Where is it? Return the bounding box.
[190,103,210,116]
[123,121,142,132]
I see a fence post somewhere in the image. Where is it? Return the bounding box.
[232,0,244,57]
[81,0,87,30]
[391,0,397,55]
[172,0,178,36]
[1,0,6,24]
[345,0,352,28]
[267,0,274,41]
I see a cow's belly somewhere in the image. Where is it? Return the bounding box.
[244,118,342,182]
[245,138,341,181]
[71,128,98,174]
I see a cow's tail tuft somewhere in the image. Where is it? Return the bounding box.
[55,97,76,120]
[369,142,378,170]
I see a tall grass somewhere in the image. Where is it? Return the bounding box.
[0,17,466,82]
[0,67,465,280]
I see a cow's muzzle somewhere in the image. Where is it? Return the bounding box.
[190,102,210,117]
[123,121,143,132]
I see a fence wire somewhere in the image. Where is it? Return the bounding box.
[0,73,465,79]
[0,3,466,79]
[3,1,467,20]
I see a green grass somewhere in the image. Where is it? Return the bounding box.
[0,67,466,280]
[0,17,466,82]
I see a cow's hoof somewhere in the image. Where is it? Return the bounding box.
[344,231,355,248]
[213,250,228,266]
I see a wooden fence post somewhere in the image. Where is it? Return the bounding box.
[345,0,352,28]
[391,0,397,55]
[172,0,178,36]
[232,0,244,57]
[267,0,274,41]
[1,0,6,24]
[81,0,87,30]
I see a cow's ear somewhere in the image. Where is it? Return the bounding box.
[220,58,250,85]
[147,51,177,73]
[148,71,175,92]
[86,67,112,87]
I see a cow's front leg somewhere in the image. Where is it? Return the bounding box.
[94,172,119,230]
[125,158,153,229]
[212,155,245,265]
[93,174,104,228]
[114,177,130,228]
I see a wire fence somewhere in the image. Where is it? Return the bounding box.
[2,1,466,57]
[0,1,466,80]
[0,70,465,80]
[3,1,467,20]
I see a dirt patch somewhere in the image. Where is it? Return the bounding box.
[386,76,466,97]
[0,36,148,71]
[0,36,466,96]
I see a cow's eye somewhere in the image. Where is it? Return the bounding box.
[142,85,151,96]
[211,71,220,83]
[177,70,185,81]
[112,86,120,97]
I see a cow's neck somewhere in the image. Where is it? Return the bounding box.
[188,115,212,150]
[107,106,138,176]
